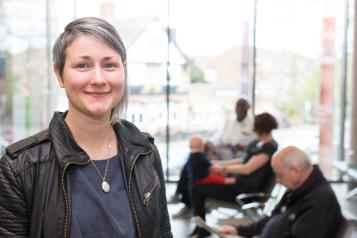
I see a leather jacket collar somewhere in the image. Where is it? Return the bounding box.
[49,111,153,170]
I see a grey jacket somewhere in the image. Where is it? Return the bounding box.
[0,112,172,238]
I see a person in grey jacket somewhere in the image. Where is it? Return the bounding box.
[217,146,343,238]
[0,17,172,238]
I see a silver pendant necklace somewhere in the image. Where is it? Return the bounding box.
[90,144,112,193]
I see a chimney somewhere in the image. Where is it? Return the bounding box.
[100,2,115,23]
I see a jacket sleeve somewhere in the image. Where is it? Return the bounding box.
[236,216,269,237]
[0,154,29,237]
[152,145,173,238]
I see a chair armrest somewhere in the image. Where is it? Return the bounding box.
[241,202,265,210]
[236,193,268,204]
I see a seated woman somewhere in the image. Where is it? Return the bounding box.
[189,112,278,238]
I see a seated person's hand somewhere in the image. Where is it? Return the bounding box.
[217,225,237,235]
[219,143,232,148]
[234,143,245,151]
[210,159,222,165]
[211,164,225,174]
[224,177,236,184]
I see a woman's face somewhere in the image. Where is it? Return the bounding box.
[55,35,125,120]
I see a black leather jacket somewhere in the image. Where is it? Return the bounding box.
[0,112,172,238]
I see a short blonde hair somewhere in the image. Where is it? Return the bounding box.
[189,136,205,151]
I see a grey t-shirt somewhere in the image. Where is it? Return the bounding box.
[69,155,136,238]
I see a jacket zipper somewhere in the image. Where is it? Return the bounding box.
[143,174,159,206]
[128,149,152,238]
[61,159,90,238]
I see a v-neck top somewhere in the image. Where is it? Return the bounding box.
[68,155,136,238]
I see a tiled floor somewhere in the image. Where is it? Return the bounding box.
[166,182,357,238]
[166,183,195,238]
[331,182,357,220]
[166,183,254,238]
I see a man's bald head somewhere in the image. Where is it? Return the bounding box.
[272,146,313,190]
[272,146,311,170]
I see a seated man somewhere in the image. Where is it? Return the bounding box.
[218,146,343,238]
[208,98,255,160]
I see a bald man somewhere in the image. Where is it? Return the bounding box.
[218,146,343,238]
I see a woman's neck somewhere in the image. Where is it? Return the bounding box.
[65,110,116,159]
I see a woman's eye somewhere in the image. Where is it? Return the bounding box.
[105,63,115,68]
[78,63,88,69]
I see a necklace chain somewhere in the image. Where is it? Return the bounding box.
[90,143,112,192]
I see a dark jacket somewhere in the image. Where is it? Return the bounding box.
[0,112,172,238]
[186,152,211,182]
[237,165,343,238]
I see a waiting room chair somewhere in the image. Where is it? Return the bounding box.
[335,218,357,238]
[236,183,286,222]
[205,174,278,219]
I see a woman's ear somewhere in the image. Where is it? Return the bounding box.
[53,65,64,88]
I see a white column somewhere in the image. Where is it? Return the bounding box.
[350,0,357,168]
[348,0,357,192]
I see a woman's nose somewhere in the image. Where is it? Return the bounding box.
[91,67,105,85]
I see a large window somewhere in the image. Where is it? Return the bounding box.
[0,0,351,180]
[254,0,349,179]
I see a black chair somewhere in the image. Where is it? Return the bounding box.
[206,174,279,220]
[234,173,286,222]
[335,218,357,238]
[236,183,285,222]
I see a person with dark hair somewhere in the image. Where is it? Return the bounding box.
[208,98,256,160]
[189,112,279,238]
[0,17,172,238]
[218,146,343,238]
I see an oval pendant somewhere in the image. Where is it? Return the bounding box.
[102,181,110,193]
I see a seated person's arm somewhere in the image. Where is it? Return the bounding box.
[217,226,237,235]
[211,158,242,166]
[217,216,268,237]
[215,153,269,175]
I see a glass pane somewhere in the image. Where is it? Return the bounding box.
[72,0,256,179]
[1,0,348,182]
[255,0,346,178]
[166,0,256,179]
[0,0,48,145]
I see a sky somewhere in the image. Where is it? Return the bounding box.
[69,0,345,57]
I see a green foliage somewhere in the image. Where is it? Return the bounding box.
[190,65,206,84]
[276,70,319,123]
